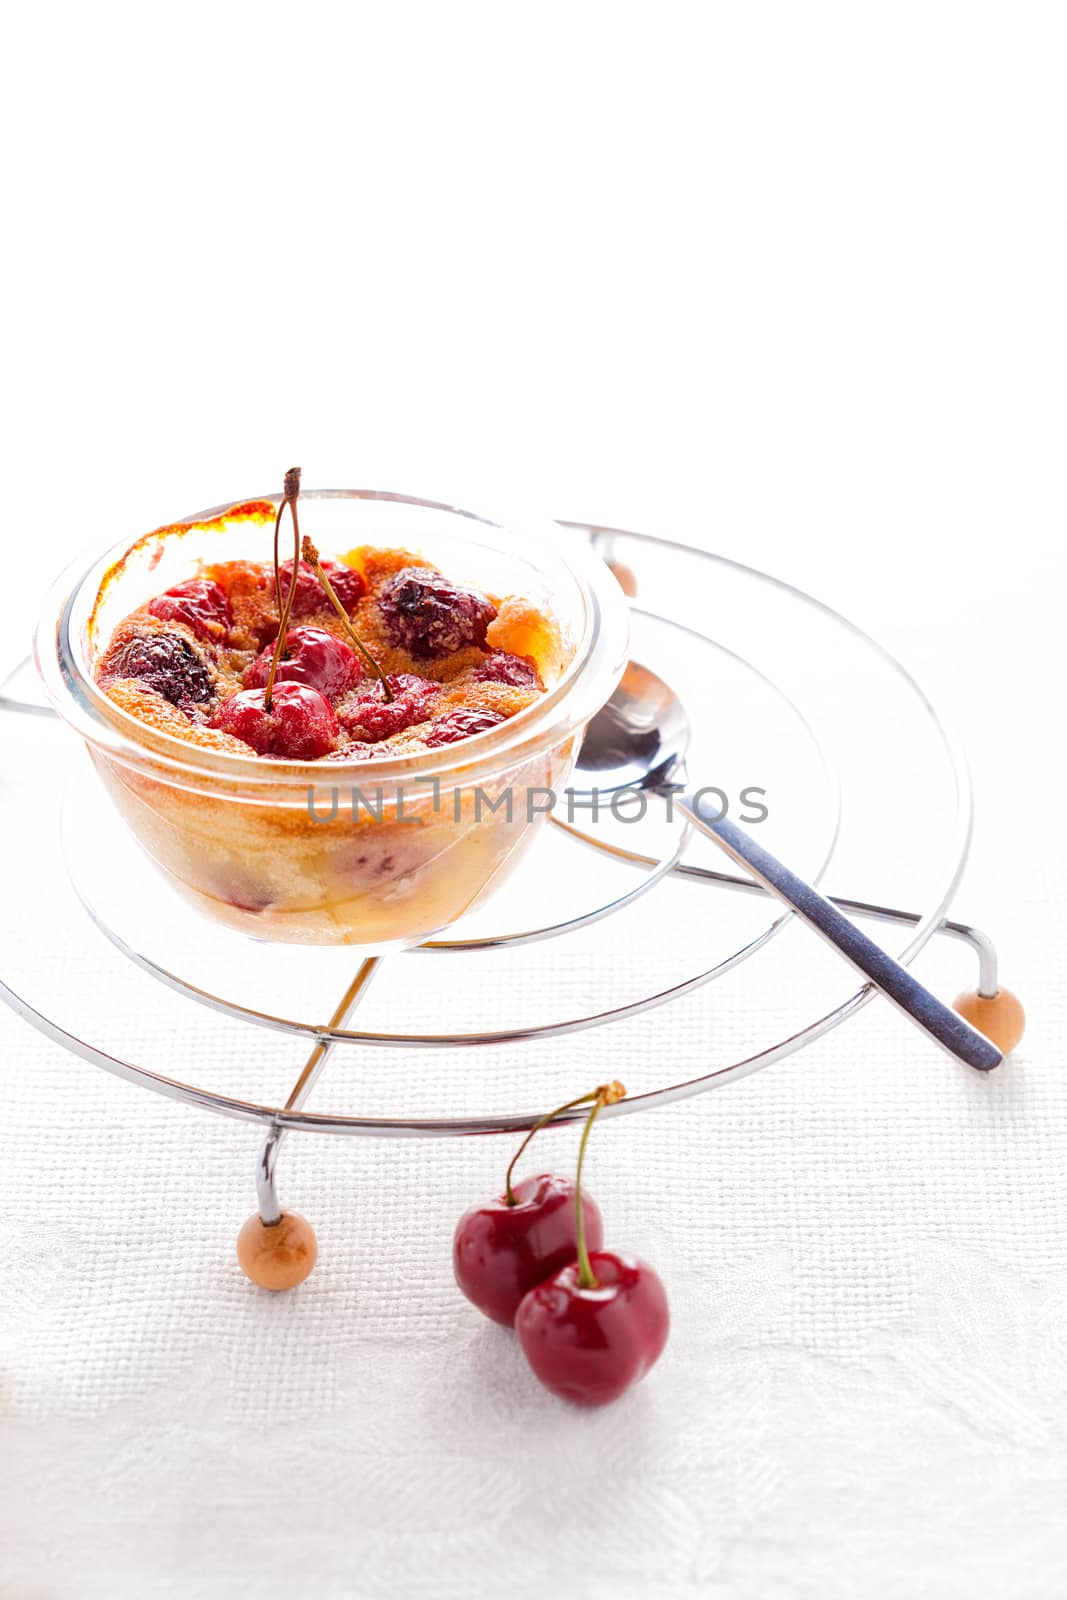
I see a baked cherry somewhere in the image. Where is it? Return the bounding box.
[301,535,396,703]
[211,683,339,759]
[148,578,233,642]
[471,650,543,690]
[244,626,362,700]
[378,566,497,658]
[104,630,216,714]
[278,555,365,616]
[516,1251,670,1408]
[454,1174,604,1328]
[424,707,506,747]
[514,1082,669,1406]
[338,673,441,742]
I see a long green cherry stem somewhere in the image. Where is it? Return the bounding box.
[503,1091,602,1206]
[264,466,303,711]
[575,1080,625,1289]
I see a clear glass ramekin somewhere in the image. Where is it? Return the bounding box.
[36,490,630,948]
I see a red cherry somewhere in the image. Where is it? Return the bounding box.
[424,707,506,747]
[453,1174,604,1328]
[338,672,441,742]
[243,626,362,700]
[148,578,233,641]
[279,556,365,617]
[471,650,543,690]
[211,683,339,759]
[516,1252,670,1407]
[102,630,216,714]
[378,566,497,657]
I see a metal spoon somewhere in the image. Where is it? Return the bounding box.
[574,661,1002,1071]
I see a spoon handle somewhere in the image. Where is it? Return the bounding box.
[676,793,1002,1072]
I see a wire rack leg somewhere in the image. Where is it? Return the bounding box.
[258,956,381,1221]
[554,817,1020,1049]
[936,920,998,999]
[237,957,381,1289]
[820,899,1022,1046]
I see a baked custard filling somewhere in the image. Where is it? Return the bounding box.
[95,544,563,763]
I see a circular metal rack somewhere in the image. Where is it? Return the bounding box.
[0,515,1008,1251]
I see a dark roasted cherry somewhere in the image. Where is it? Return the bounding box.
[105,631,216,714]
[516,1252,670,1407]
[453,1174,603,1328]
[279,556,365,617]
[243,626,361,700]
[377,566,497,658]
[338,672,441,742]
[424,707,506,747]
[471,650,543,690]
[148,579,233,642]
[211,683,339,759]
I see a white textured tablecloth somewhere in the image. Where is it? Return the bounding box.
[1,578,1063,1600]
[3,6,1065,1593]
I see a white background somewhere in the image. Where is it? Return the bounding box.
[1,4,1065,1597]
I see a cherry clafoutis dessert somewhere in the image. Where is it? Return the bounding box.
[84,469,580,947]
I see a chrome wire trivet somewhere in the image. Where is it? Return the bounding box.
[0,518,1022,1285]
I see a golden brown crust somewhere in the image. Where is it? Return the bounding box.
[487,598,566,682]
[104,679,258,756]
[89,502,277,643]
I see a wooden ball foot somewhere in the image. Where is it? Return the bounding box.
[237,1210,318,1290]
[607,560,637,598]
[953,987,1026,1055]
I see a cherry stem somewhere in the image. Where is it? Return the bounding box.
[271,498,285,624]
[301,536,394,701]
[265,467,303,712]
[503,1091,600,1206]
[575,1080,625,1289]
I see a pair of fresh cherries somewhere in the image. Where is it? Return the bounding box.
[452,1084,669,1407]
